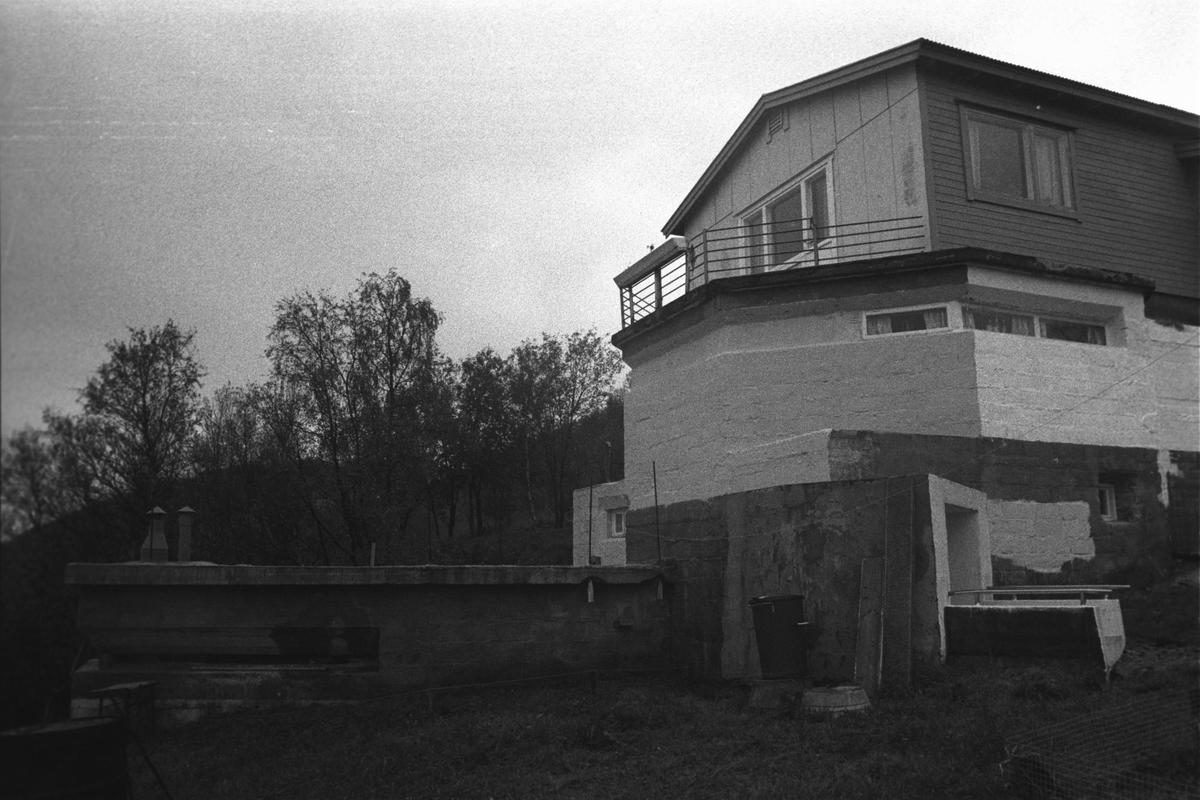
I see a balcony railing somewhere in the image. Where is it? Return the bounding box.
[617,215,925,328]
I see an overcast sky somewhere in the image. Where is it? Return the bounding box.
[2,0,1197,436]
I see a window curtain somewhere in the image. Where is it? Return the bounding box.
[1032,134,1064,205]
[1011,315,1034,336]
[866,316,893,335]
[923,308,947,329]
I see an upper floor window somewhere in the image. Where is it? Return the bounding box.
[742,163,833,273]
[962,108,1076,214]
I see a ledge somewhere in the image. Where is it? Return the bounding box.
[64,563,673,587]
[612,247,1157,351]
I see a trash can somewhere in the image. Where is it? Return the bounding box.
[748,594,808,680]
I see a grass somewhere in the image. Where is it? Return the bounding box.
[125,573,1199,799]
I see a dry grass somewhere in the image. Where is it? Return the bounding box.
[125,653,1197,800]
[126,576,1200,799]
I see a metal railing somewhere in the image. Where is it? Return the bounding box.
[617,216,925,328]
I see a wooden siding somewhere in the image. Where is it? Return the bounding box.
[681,65,930,249]
[922,73,1200,300]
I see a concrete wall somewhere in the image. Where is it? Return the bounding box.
[627,475,943,692]
[827,430,1181,585]
[571,480,629,566]
[680,65,930,256]
[66,565,671,726]
[622,295,980,511]
[966,268,1199,451]
[617,264,1196,515]
[1166,451,1200,555]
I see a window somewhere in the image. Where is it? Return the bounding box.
[609,510,626,538]
[742,164,833,273]
[964,306,1107,345]
[1097,484,1118,521]
[1097,473,1136,522]
[962,108,1075,212]
[865,306,949,336]
[963,307,1034,336]
[1040,317,1106,345]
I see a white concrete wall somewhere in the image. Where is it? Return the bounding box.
[968,268,1200,451]
[571,480,628,566]
[618,266,1195,513]
[622,301,981,509]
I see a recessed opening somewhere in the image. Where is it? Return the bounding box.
[945,504,984,605]
[1097,473,1136,522]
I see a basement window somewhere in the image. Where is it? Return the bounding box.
[1097,473,1137,522]
[865,306,948,336]
[1097,484,1118,521]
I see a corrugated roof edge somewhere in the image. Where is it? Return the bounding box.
[661,38,1200,238]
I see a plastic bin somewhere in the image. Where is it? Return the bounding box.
[748,594,808,680]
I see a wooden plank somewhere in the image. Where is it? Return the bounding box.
[854,557,886,697]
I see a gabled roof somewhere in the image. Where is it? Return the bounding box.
[662,38,1200,237]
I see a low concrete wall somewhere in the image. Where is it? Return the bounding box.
[66,565,672,726]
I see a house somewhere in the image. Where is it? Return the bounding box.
[574,40,1198,686]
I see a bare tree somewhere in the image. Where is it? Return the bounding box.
[266,270,444,564]
[509,331,624,528]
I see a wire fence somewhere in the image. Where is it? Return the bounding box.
[1003,689,1200,799]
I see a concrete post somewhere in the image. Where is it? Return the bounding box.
[176,506,195,562]
[141,507,168,562]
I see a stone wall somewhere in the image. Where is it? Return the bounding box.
[66,565,672,726]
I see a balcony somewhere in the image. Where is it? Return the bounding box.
[616,215,925,328]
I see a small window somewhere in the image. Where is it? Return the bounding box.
[1098,473,1137,522]
[865,307,948,336]
[1040,317,1106,345]
[1097,484,1118,521]
[609,510,626,538]
[963,108,1075,213]
[964,306,1108,346]
[964,307,1034,335]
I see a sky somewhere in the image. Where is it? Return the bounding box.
[2,0,1197,436]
